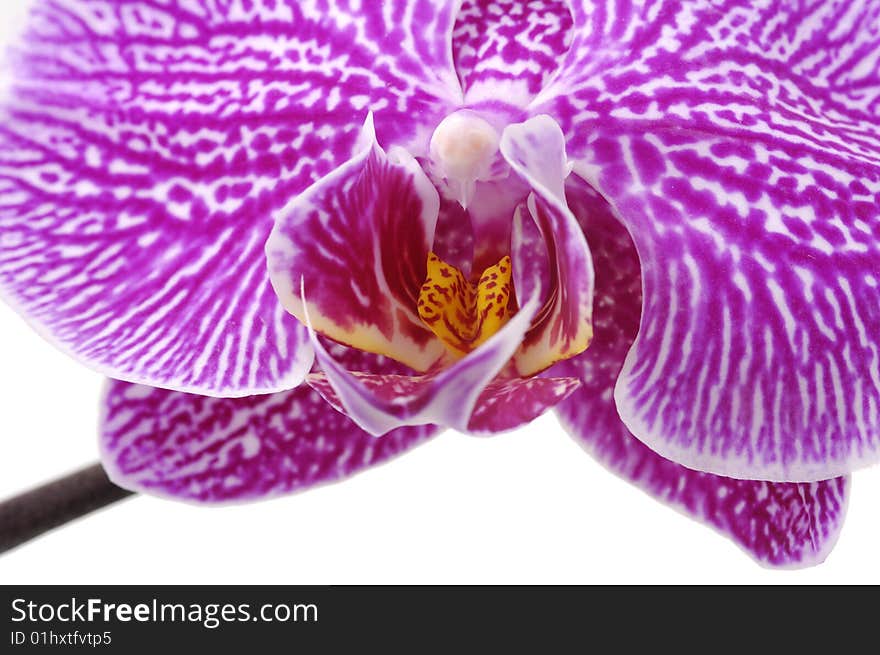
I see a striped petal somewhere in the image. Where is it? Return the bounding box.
[550,1,880,151]
[266,116,446,372]
[452,0,573,107]
[500,115,594,377]
[100,345,440,503]
[555,181,849,568]
[540,2,880,480]
[306,286,544,435]
[0,0,461,395]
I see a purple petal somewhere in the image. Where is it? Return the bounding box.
[266,116,446,372]
[452,0,573,107]
[556,180,850,567]
[551,2,880,152]
[467,376,580,434]
[539,3,880,480]
[0,1,461,395]
[306,287,543,435]
[500,115,594,376]
[570,126,880,481]
[101,379,439,504]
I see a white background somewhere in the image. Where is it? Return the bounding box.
[1,2,879,584]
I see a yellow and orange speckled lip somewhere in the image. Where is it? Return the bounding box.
[417,252,513,356]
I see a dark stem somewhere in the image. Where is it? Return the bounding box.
[0,463,134,554]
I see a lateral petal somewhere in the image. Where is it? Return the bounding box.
[0,1,462,395]
[540,2,880,480]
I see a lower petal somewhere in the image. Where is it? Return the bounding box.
[306,287,544,435]
[100,379,437,504]
[312,370,579,436]
[468,377,580,434]
[556,189,849,567]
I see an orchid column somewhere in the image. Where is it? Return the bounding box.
[1,0,876,568]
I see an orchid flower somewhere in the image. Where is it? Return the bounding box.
[0,0,876,569]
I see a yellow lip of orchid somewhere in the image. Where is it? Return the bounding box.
[417,252,514,357]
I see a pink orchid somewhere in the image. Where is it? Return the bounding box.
[2,0,877,568]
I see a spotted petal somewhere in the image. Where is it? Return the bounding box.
[500,115,594,377]
[542,2,880,480]
[466,376,580,434]
[556,182,849,568]
[100,345,440,503]
[0,0,461,395]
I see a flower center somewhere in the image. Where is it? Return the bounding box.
[429,110,500,208]
[418,252,513,356]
